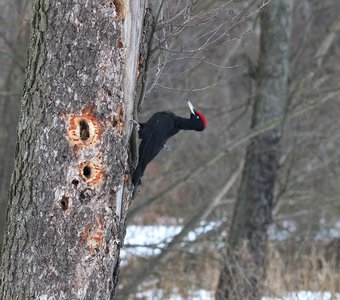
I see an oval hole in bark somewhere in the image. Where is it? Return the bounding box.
[83,165,92,178]
[60,196,69,211]
[68,115,100,146]
[79,162,102,185]
[79,119,90,141]
[72,179,79,186]
[79,191,85,202]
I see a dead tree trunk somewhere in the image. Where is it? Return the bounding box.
[0,0,146,299]
[216,1,293,299]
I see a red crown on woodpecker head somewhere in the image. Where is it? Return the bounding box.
[196,111,207,129]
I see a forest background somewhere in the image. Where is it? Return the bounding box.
[0,0,339,299]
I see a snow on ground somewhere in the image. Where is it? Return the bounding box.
[123,221,340,258]
[136,289,214,300]
[262,291,340,300]
[123,222,221,257]
[123,224,340,299]
[123,225,182,256]
[135,290,340,300]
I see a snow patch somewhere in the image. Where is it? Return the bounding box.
[135,290,340,300]
[262,291,340,300]
[136,289,214,300]
[123,220,340,259]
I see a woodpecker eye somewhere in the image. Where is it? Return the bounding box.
[196,116,199,119]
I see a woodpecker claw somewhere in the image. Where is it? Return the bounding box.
[163,144,172,151]
[130,119,140,130]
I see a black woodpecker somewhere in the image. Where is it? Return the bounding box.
[132,100,207,186]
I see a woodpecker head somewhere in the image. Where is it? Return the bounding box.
[187,99,207,131]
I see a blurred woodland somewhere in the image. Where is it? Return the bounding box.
[0,0,339,299]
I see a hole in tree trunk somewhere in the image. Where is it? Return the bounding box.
[68,114,101,146]
[79,191,85,202]
[79,120,90,141]
[83,166,92,178]
[79,161,102,185]
[60,196,69,211]
[72,179,79,186]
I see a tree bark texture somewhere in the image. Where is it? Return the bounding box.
[216,1,293,299]
[0,0,30,256]
[0,0,146,299]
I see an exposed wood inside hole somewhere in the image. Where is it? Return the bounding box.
[79,119,90,141]
[79,161,103,185]
[68,114,102,147]
[113,0,125,20]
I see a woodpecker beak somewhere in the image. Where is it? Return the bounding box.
[187,99,195,115]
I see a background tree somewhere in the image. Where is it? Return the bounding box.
[216,0,293,298]
[0,0,31,253]
[117,0,340,298]
[0,0,147,298]
[1,0,340,299]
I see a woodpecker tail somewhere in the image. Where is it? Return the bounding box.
[132,165,143,186]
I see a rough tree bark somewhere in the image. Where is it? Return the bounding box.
[0,0,146,299]
[0,0,30,255]
[216,1,293,299]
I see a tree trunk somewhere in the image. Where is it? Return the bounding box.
[216,1,293,299]
[0,0,30,256]
[0,0,146,299]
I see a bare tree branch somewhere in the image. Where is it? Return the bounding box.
[129,87,340,219]
[121,162,243,299]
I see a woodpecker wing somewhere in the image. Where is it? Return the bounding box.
[141,132,164,163]
[133,112,180,185]
[139,112,179,141]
